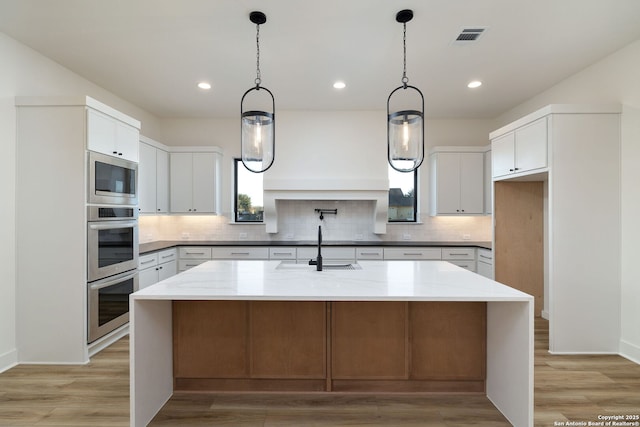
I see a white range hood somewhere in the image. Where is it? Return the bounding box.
[263,178,389,234]
[260,111,389,234]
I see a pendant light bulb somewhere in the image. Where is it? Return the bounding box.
[240,11,275,173]
[387,9,424,173]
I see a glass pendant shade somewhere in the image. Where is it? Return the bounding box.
[387,85,424,172]
[241,86,275,173]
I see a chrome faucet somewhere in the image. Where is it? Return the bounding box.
[308,225,323,271]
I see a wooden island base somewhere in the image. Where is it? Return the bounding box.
[173,301,486,393]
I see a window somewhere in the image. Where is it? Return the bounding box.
[234,158,264,222]
[388,165,417,222]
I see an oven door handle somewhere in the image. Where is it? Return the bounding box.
[89,270,138,291]
[88,220,138,231]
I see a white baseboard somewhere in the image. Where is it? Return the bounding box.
[541,310,549,320]
[0,348,18,374]
[620,339,640,365]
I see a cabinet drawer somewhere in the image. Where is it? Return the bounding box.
[297,247,356,262]
[178,259,208,271]
[269,247,297,260]
[477,260,494,279]
[211,247,269,260]
[138,253,158,269]
[158,248,177,264]
[447,260,476,272]
[178,247,212,259]
[477,248,493,265]
[355,247,384,260]
[442,248,475,260]
[383,248,442,260]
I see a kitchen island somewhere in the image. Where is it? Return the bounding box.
[130,260,533,427]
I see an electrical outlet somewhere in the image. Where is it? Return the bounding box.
[239,232,248,240]
[355,233,364,241]
[285,233,294,240]
[463,234,471,240]
[402,233,412,240]
[181,232,190,240]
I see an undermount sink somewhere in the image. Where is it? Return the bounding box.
[276,262,362,271]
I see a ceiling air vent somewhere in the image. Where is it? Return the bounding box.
[452,27,488,44]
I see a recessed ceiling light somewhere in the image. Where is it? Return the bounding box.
[197,82,212,90]
[333,81,346,89]
[467,80,482,89]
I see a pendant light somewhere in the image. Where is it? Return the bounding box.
[241,11,275,173]
[387,9,424,173]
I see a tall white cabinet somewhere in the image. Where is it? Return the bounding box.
[139,136,169,213]
[15,96,140,364]
[491,104,621,354]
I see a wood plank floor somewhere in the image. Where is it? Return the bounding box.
[1,319,639,426]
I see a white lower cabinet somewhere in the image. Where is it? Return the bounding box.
[138,248,178,289]
[355,247,384,260]
[297,247,356,264]
[211,247,269,260]
[442,247,476,272]
[383,248,442,260]
[476,248,494,279]
[269,247,297,260]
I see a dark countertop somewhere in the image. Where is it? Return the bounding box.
[140,240,492,254]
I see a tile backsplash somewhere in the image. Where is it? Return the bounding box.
[139,200,492,243]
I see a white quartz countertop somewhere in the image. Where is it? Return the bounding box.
[132,260,532,302]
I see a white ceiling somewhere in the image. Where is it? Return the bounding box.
[2,0,640,119]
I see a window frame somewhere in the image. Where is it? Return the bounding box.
[388,167,418,223]
[234,158,264,223]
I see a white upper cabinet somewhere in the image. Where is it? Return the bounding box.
[429,149,484,215]
[139,138,169,213]
[491,117,547,178]
[87,108,139,162]
[170,150,221,214]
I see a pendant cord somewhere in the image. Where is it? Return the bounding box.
[402,22,408,88]
[255,23,261,88]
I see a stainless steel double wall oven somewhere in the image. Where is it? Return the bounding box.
[87,151,139,343]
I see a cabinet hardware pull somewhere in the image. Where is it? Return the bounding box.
[272,252,292,255]
[231,252,250,255]
[449,253,468,256]
[185,252,205,255]
[140,259,155,265]
[403,252,423,256]
[360,252,380,255]
[112,151,117,154]
[161,254,174,259]
[509,168,514,172]
[479,254,492,259]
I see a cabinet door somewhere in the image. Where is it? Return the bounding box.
[410,302,486,380]
[158,260,177,281]
[459,152,484,214]
[87,108,117,156]
[484,151,492,214]
[138,142,157,213]
[491,132,515,177]
[515,117,547,172]
[332,301,407,379]
[434,153,461,214]
[138,266,159,290]
[250,301,326,378]
[170,153,193,213]
[156,148,169,213]
[115,122,139,162]
[192,153,217,213]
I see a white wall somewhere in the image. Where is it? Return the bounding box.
[496,39,640,362]
[0,32,162,371]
